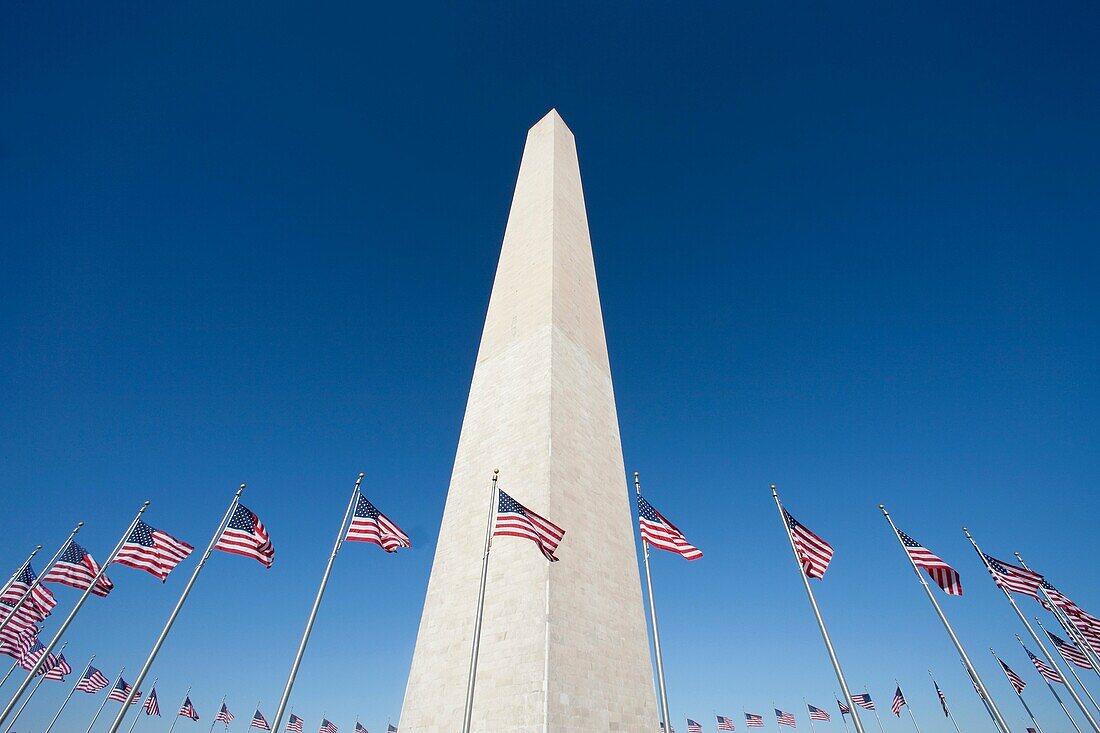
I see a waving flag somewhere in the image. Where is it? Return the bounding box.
[0,623,38,661]
[76,665,110,693]
[891,687,906,716]
[216,703,235,725]
[2,564,57,621]
[494,489,565,562]
[108,677,140,704]
[42,541,114,597]
[216,505,275,567]
[999,659,1027,693]
[288,715,304,733]
[346,494,411,552]
[252,709,271,730]
[717,715,736,731]
[1025,647,1062,683]
[42,652,72,680]
[115,520,194,581]
[637,496,702,560]
[386,727,397,733]
[982,554,1043,599]
[145,688,161,716]
[837,699,851,716]
[20,640,58,673]
[180,697,200,720]
[808,704,830,721]
[782,509,833,579]
[775,709,796,727]
[687,720,702,733]
[354,723,368,733]
[1048,631,1091,669]
[894,529,962,595]
[932,679,950,716]
[852,694,875,710]
[319,719,338,733]
[745,714,764,728]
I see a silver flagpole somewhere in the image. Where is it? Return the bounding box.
[461,469,500,733]
[43,653,95,733]
[992,649,1044,733]
[0,525,82,636]
[0,504,149,727]
[879,506,1011,733]
[636,473,672,733]
[771,487,866,733]
[167,686,191,733]
[804,699,816,733]
[963,528,1100,732]
[1034,615,1100,715]
[1016,634,1084,733]
[896,681,921,733]
[106,487,245,733]
[1014,551,1100,681]
[85,667,124,733]
[250,701,260,731]
[125,677,156,733]
[209,695,226,733]
[4,641,67,733]
[0,661,18,689]
[268,473,363,733]
[0,547,42,602]
[927,671,962,733]
[865,689,885,733]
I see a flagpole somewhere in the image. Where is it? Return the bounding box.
[209,696,226,733]
[963,528,1100,732]
[1017,633,1084,733]
[85,667,124,733]
[0,661,18,689]
[636,473,672,733]
[0,525,82,636]
[1034,615,1100,716]
[461,469,499,733]
[804,699,816,733]
[268,473,363,733]
[864,689,885,733]
[927,672,962,733]
[878,506,1011,733]
[771,487,866,733]
[0,504,149,727]
[992,649,1044,733]
[0,546,41,605]
[106,487,245,733]
[126,677,157,733]
[3,641,67,733]
[896,681,921,733]
[836,698,851,733]
[167,686,191,733]
[43,653,95,733]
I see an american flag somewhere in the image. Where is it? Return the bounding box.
[42,652,72,680]
[216,703,235,725]
[252,710,271,730]
[717,714,736,731]
[1025,646,1062,683]
[981,554,1043,599]
[745,714,764,728]
[1048,631,1091,669]
[0,623,38,661]
[659,723,674,733]
[775,709,796,727]
[354,723,368,733]
[852,694,875,710]
[108,677,140,704]
[288,714,304,733]
[894,529,962,596]
[319,719,338,733]
[76,665,110,693]
[783,509,834,579]
[808,705,830,721]
[387,727,397,733]
[2,564,57,622]
[687,720,702,733]
[180,696,200,720]
[346,493,411,553]
[494,489,565,562]
[115,520,194,581]
[933,680,950,716]
[999,659,1027,693]
[836,699,850,716]
[145,688,161,716]
[42,541,114,597]
[19,640,58,674]
[215,504,275,567]
[637,496,702,560]
[891,687,906,716]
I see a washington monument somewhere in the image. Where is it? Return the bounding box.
[398,110,660,731]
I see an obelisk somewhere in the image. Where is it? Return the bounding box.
[398,110,659,732]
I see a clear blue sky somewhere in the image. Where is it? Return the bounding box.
[2,3,1098,732]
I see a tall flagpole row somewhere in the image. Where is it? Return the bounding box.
[879,506,1012,733]
[106,487,246,733]
[0,503,149,727]
[85,667,125,733]
[0,525,82,637]
[0,546,41,606]
[126,676,157,733]
[43,652,96,733]
[636,473,672,733]
[1033,615,1100,716]
[4,641,67,733]
[461,469,499,733]
[963,528,1100,732]
[268,473,364,733]
[770,486,866,733]
[168,686,192,733]
[1017,634,1084,733]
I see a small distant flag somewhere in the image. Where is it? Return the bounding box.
[981,554,1043,599]
[76,665,110,693]
[386,726,397,733]
[637,496,702,560]
[999,659,1027,693]
[808,704,830,721]
[252,709,271,730]
[717,715,736,731]
[494,489,565,562]
[42,541,114,597]
[775,709,796,727]
[319,719,338,733]
[687,720,703,733]
[932,679,950,717]
[782,509,834,579]
[1024,646,1062,683]
[180,697,200,720]
[852,694,875,711]
[287,715,304,733]
[216,703,235,725]
[1048,631,1092,669]
[894,529,962,595]
[2,564,57,621]
[145,688,161,717]
[745,713,765,728]
[108,677,140,704]
[19,640,58,674]
[215,504,275,568]
[836,699,851,716]
[346,493,411,553]
[354,723,368,733]
[42,652,72,680]
[891,687,906,716]
[115,520,194,581]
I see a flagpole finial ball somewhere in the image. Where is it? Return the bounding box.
[358,472,365,478]
[77,521,85,527]
[143,500,151,506]
[240,483,246,489]
[494,468,499,475]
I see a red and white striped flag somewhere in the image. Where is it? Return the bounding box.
[215,504,274,568]
[42,541,114,597]
[494,489,565,562]
[999,658,1027,693]
[115,520,193,581]
[894,529,962,595]
[783,509,833,579]
[1024,647,1061,683]
[345,493,410,553]
[638,496,702,560]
